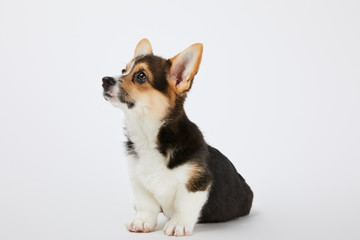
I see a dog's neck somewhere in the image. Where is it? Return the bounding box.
[122,97,188,149]
[123,106,165,147]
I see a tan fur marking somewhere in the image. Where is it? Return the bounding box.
[119,60,171,119]
[186,163,208,192]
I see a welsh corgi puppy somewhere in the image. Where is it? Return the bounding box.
[102,39,253,236]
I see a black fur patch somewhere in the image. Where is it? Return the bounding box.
[157,96,212,192]
[125,137,138,157]
[157,97,203,168]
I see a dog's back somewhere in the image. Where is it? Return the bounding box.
[199,145,253,223]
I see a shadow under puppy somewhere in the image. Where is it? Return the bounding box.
[102,39,253,236]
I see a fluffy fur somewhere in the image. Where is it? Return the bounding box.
[102,39,253,236]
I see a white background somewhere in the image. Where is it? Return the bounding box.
[1,0,359,239]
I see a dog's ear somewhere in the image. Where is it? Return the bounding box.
[134,38,153,57]
[168,43,203,93]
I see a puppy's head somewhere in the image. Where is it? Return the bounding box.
[102,38,203,119]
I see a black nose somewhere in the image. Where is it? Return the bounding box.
[102,76,116,90]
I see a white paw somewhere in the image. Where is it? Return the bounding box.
[125,217,156,233]
[163,219,193,237]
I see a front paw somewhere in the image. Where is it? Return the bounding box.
[163,219,193,237]
[125,217,156,233]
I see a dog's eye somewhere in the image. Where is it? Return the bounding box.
[121,69,126,74]
[134,71,147,84]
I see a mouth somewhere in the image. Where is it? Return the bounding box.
[118,87,135,109]
[103,87,135,109]
[103,92,113,101]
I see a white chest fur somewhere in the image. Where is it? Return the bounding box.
[124,110,190,217]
